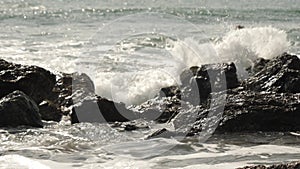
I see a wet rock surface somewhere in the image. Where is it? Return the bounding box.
[38,101,63,122]
[217,90,300,132]
[237,161,300,169]
[180,62,239,105]
[134,96,181,123]
[0,53,299,137]
[245,53,300,93]
[0,91,43,128]
[38,72,96,121]
[246,57,270,75]
[159,85,181,99]
[45,72,138,123]
[166,89,300,137]
[0,58,139,125]
[70,96,139,124]
[147,53,300,138]
[0,59,56,104]
[46,72,95,111]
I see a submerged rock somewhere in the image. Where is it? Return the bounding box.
[147,128,178,139]
[0,91,43,128]
[110,120,149,132]
[0,59,56,104]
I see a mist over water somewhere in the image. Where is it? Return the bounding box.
[0,0,300,168]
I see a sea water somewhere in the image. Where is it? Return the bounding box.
[0,0,300,168]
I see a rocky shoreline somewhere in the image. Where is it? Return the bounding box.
[0,53,299,168]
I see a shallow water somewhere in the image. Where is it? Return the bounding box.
[0,0,300,168]
[2,122,300,169]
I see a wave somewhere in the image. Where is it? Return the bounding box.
[94,27,289,105]
[171,26,289,69]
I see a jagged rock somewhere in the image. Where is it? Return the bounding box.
[168,89,300,137]
[180,62,239,105]
[47,72,95,108]
[0,91,43,128]
[245,53,300,93]
[217,90,300,132]
[45,71,138,124]
[39,72,96,121]
[159,86,181,99]
[147,54,300,138]
[143,62,239,124]
[71,96,139,123]
[246,57,270,75]
[135,96,181,123]
[144,62,239,126]
[38,101,63,122]
[0,59,56,104]
[237,161,300,169]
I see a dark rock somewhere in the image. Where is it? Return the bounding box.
[46,71,138,124]
[217,90,300,132]
[159,86,181,99]
[0,59,56,104]
[142,62,239,125]
[237,161,300,169]
[147,54,300,138]
[136,97,181,123]
[171,89,300,136]
[71,96,139,123]
[146,128,178,139]
[0,91,43,127]
[111,120,149,131]
[245,53,300,93]
[41,72,95,121]
[38,101,63,122]
[47,72,95,108]
[124,124,138,131]
[236,25,245,30]
[171,105,207,136]
[180,62,239,105]
[246,57,270,75]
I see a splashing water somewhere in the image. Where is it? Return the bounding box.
[94,27,290,105]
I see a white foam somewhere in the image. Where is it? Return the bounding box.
[94,69,178,105]
[215,26,290,62]
[0,155,50,169]
[93,27,290,105]
[148,144,300,169]
[170,26,290,79]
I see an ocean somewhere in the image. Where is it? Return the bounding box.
[0,0,300,168]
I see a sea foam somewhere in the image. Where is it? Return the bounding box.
[94,27,290,105]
